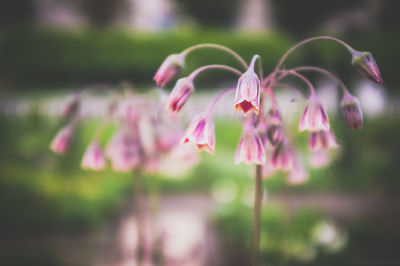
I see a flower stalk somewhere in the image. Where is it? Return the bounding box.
[251,165,263,266]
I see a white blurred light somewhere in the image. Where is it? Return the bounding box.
[357,81,386,116]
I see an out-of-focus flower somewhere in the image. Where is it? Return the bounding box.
[309,149,330,168]
[287,162,308,185]
[50,125,74,154]
[235,128,265,165]
[351,50,382,84]
[154,53,185,87]
[159,144,199,178]
[271,140,294,171]
[299,96,330,132]
[81,140,106,171]
[341,92,363,130]
[182,112,215,153]
[234,69,260,115]
[309,130,338,151]
[166,77,194,113]
[61,94,80,118]
[265,108,284,146]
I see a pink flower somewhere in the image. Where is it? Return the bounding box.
[309,130,338,151]
[351,50,382,84]
[287,162,308,185]
[299,96,330,131]
[105,129,142,172]
[182,112,215,153]
[154,53,185,87]
[341,92,363,130]
[235,129,266,165]
[265,108,284,146]
[309,149,331,168]
[61,94,80,118]
[81,140,106,171]
[50,125,73,155]
[271,140,294,171]
[234,69,260,115]
[166,77,194,113]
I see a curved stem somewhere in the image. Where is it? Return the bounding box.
[251,165,263,266]
[277,70,316,96]
[206,87,235,112]
[290,66,349,95]
[188,64,242,82]
[182,43,248,70]
[273,36,355,75]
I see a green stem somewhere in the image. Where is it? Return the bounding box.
[134,169,145,265]
[182,43,249,70]
[251,165,263,266]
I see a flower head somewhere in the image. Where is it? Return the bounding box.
[271,140,294,171]
[235,128,266,165]
[50,125,74,154]
[341,92,363,130]
[81,140,106,171]
[182,112,215,153]
[309,130,338,151]
[166,77,194,113]
[299,96,330,132]
[351,50,382,84]
[265,108,284,146]
[154,53,185,87]
[234,69,260,115]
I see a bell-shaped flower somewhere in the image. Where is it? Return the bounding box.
[299,96,330,132]
[234,69,261,115]
[154,53,185,87]
[81,140,106,171]
[105,128,142,172]
[351,50,382,84]
[61,94,80,118]
[309,130,338,151]
[270,140,295,171]
[309,149,331,168]
[182,112,215,153]
[265,108,284,146]
[235,128,266,165]
[50,125,74,155]
[341,92,363,130]
[166,77,194,113]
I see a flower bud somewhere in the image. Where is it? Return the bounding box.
[309,130,338,151]
[182,112,215,153]
[50,125,74,155]
[235,129,266,165]
[299,96,330,132]
[234,69,260,115]
[154,53,185,87]
[81,140,106,171]
[341,93,363,130]
[166,77,194,113]
[351,51,382,84]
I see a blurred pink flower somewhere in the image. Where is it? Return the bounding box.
[271,140,294,171]
[309,130,338,151]
[81,140,106,171]
[154,53,185,87]
[235,128,265,165]
[341,92,363,130]
[182,112,215,153]
[166,77,194,113]
[50,125,73,155]
[299,96,330,132]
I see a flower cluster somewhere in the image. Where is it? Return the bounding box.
[154,37,382,184]
[50,89,199,175]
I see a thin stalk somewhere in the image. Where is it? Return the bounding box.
[206,87,235,113]
[188,64,242,81]
[251,165,263,266]
[133,168,145,265]
[182,43,249,70]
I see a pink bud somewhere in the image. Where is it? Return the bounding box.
[182,112,215,153]
[50,125,74,154]
[81,140,106,171]
[351,50,382,84]
[166,77,194,113]
[154,53,185,87]
[299,96,330,132]
[271,140,294,171]
[234,69,260,115]
[235,129,266,165]
[341,92,363,130]
[309,130,338,151]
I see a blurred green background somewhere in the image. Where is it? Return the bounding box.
[0,0,399,265]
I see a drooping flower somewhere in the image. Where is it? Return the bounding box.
[299,96,330,132]
[270,140,295,171]
[351,50,382,84]
[309,149,331,168]
[61,94,80,118]
[50,125,74,155]
[265,108,284,146]
[81,140,106,171]
[234,69,261,115]
[166,77,194,113]
[341,92,363,130]
[235,128,266,165]
[309,130,338,151]
[154,53,185,87]
[182,112,215,153]
[287,159,308,185]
